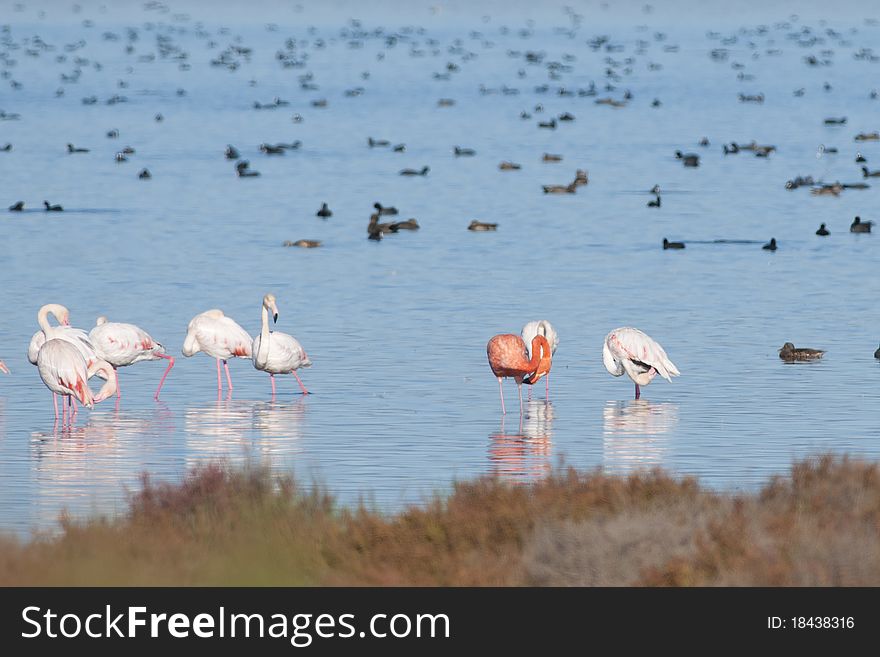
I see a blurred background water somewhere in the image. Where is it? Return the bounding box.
[1,0,878,537]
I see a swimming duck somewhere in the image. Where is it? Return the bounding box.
[762,238,777,251]
[392,144,406,152]
[861,166,880,178]
[225,145,240,159]
[542,182,577,194]
[138,168,151,179]
[723,143,740,155]
[875,344,880,360]
[0,143,11,152]
[779,342,825,361]
[9,201,24,211]
[67,143,89,153]
[235,160,260,177]
[115,152,128,162]
[368,213,399,236]
[648,195,661,207]
[542,153,562,162]
[399,166,430,176]
[663,238,684,249]
[468,220,497,231]
[390,218,420,230]
[816,223,829,236]
[43,201,63,211]
[675,150,700,167]
[520,111,532,120]
[855,132,880,141]
[283,239,322,248]
[573,169,588,186]
[106,129,119,138]
[811,183,843,196]
[856,152,867,163]
[454,146,476,156]
[558,112,575,121]
[260,143,285,155]
[699,137,710,146]
[438,98,455,107]
[499,161,521,170]
[316,203,332,218]
[373,202,398,216]
[823,117,847,125]
[368,137,390,147]
[850,216,873,232]
[538,118,557,129]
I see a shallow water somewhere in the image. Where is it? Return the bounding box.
[1,0,879,537]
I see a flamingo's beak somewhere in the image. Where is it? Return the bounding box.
[62,318,70,326]
[273,313,278,324]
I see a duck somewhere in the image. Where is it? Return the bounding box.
[115,152,128,162]
[9,201,24,211]
[390,218,420,231]
[542,182,577,194]
[235,160,260,177]
[699,137,710,146]
[855,132,880,141]
[558,112,575,121]
[368,137,390,147]
[138,168,151,179]
[468,220,497,231]
[399,166,430,176]
[675,151,700,167]
[573,169,588,186]
[283,239,322,248]
[856,152,867,163]
[67,143,89,153]
[861,166,880,178]
[538,118,557,129]
[850,216,873,233]
[816,223,830,236]
[373,202,398,216]
[647,195,661,207]
[368,213,399,235]
[779,342,825,361]
[225,145,240,159]
[260,143,285,155]
[811,183,842,196]
[663,238,685,249]
[392,144,406,152]
[874,344,880,360]
[542,153,562,162]
[106,129,119,138]
[316,203,332,218]
[454,146,476,156]
[649,184,661,194]
[723,143,740,155]
[762,238,777,251]
[43,201,63,211]
[823,117,847,125]
[499,161,521,170]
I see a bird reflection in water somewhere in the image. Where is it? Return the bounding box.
[184,398,307,463]
[602,400,678,475]
[488,399,554,484]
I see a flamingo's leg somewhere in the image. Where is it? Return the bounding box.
[635,383,640,400]
[517,381,524,416]
[223,360,233,391]
[546,374,550,399]
[528,385,532,401]
[292,371,309,395]
[498,377,506,414]
[216,358,223,393]
[61,396,67,425]
[71,396,78,420]
[270,373,276,397]
[53,393,59,421]
[154,354,175,400]
[115,366,121,399]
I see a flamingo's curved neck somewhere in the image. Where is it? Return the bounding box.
[256,304,271,368]
[88,360,118,403]
[37,304,63,337]
[527,336,547,373]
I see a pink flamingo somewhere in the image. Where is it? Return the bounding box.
[252,293,312,396]
[487,334,552,415]
[182,309,252,395]
[89,316,175,400]
[521,320,559,398]
[37,339,117,424]
[603,327,680,399]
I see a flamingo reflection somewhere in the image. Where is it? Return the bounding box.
[488,400,554,484]
[602,400,678,475]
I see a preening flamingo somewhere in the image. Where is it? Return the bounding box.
[182,309,252,395]
[252,293,312,396]
[603,327,680,399]
[487,334,552,415]
[89,317,175,400]
[37,339,117,423]
[521,320,559,398]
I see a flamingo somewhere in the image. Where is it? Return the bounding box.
[252,293,312,396]
[521,320,559,398]
[0,360,9,374]
[182,309,252,395]
[37,339,117,424]
[487,334,552,415]
[88,317,175,400]
[603,327,680,399]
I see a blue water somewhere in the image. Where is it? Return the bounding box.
[1,0,879,537]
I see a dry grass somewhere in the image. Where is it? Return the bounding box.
[1,455,879,586]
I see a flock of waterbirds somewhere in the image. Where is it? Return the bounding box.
[1,2,880,423]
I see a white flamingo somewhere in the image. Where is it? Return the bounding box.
[89,317,175,400]
[28,304,99,368]
[521,320,559,398]
[182,309,252,395]
[37,339,117,424]
[253,293,311,395]
[603,327,680,399]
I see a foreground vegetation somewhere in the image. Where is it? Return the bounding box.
[2,455,879,585]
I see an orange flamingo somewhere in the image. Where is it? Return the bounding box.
[487,334,552,415]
